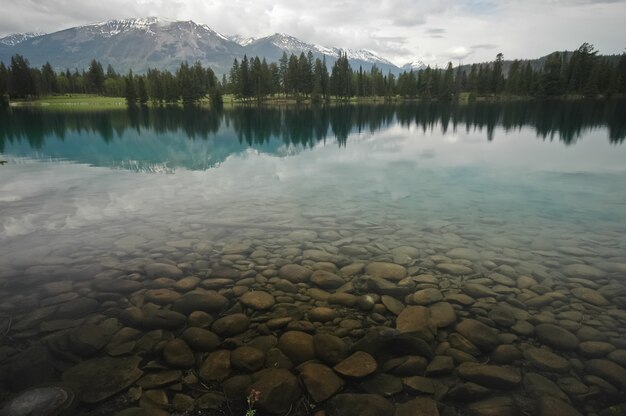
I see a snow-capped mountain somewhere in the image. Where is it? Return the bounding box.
[401,60,427,71]
[227,35,256,47]
[0,18,404,75]
[0,32,45,46]
[231,32,396,69]
[0,18,242,74]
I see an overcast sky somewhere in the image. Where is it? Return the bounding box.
[1,0,625,66]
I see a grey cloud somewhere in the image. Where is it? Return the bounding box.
[471,44,498,50]
[426,28,446,34]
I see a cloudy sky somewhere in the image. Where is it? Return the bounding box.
[1,0,625,66]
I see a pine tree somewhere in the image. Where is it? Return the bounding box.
[40,62,58,95]
[124,70,136,104]
[9,54,36,98]
[0,62,8,104]
[86,59,105,94]
[137,76,148,105]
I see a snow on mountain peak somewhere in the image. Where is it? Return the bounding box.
[0,32,45,46]
[227,34,256,46]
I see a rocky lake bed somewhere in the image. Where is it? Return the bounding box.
[1,222,625,416]
[1,103,626,415]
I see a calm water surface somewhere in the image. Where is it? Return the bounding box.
[1,101,625,416]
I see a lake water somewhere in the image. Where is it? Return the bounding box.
[1,101,626,416]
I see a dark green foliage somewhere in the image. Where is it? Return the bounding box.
[86,59,105,94]
[124,70,136,104]
[0,62,9,98]
[0,43,623,103]
[9,54,36,98]
[329,53,352,98]
[137,76,148,105]
[40,62,59,95]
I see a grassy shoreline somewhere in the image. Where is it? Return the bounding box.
[7,92,622,110]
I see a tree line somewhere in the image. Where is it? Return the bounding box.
[226,44,626,100]
[1,42,625,104]
[0,56,221,105]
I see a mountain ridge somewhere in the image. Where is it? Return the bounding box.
[0,17,414,75]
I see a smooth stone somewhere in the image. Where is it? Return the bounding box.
[523,347,570,373]
[172,292,228,314]
[463,283,497,298]
[395,397,440,416]
[163,339,195,368]
[535,324,579,351]
[222,242,251,254]
[230,346,265,372]
[310,270,345,289]
[539,396,583,416]
[571,287,610,307]
[425,355,455,376]
[429,302,456,328]
[584,359,626,390]
[0,386,73,416]
[298,362,344,403]
[144,289,181,305]
[68,323,114,356]
[447,348,479,364]
[62,356,143,403]
[488,306,516,328]
[334,351,378,378]
[199,350,231,382]
[222,375,253,400]
[288,230,318,241]
[437,263,473,276]
[211,313,249,336]
[93,279,142,293]
[466,396,519,416]
[328,394,394,416]
[412,288,443,305]
[402,376,435,394]
[313,333,349,365]
[303,249,343,264]
[240,291,275,310]
[182,328,220,352]
[137,307,186,330]
[490,344,521,365]
[524,372,568,400]
[55,298,99,319]
[558,377,589,395]
[447,248,481,261]
[382,295,405,315]
[446,382,491,401]
[456,362,522,390]
[137,370,182,388]
[145,263,183,278]
[365,262,407,281]
[308,307,338,322]
[360,373,403,397]
[249,369,301,414]
[456,319,499,352]
[328,292,358,307]
[278,264,313,283]
[563,264,604,279]
[173,276,200,292]
[608,349,626,367]
[196,391,225,410]
[579,341,616,358]
[278,331,316,365]
[396,306,435,341]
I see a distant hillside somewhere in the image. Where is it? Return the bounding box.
[0,18,404,75]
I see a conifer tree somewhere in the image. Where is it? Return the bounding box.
[124,70,136,104]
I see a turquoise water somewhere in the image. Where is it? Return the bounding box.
[1,101,626,415]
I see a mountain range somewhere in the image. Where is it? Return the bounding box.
[0,17,423,75]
